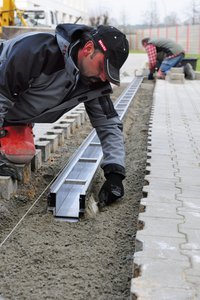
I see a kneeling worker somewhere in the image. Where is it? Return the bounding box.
[0,23,129,207]
[142,37,186,79]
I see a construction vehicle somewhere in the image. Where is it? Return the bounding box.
[0,0,59,38]
[0,0,85,39]
[0,0,27,35]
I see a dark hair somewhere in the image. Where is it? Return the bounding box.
[141,37,150,45]
[79,30,103,54]
[79,31,98,49]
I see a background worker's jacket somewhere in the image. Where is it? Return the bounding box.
[145,38,185,72]
[0,23,125,177]
[148,38,185,57]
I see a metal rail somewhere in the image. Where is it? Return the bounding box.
[48,77,143,220]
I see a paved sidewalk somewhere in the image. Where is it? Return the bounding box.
[131,79,200,299]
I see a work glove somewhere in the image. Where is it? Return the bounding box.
[148,72,154,80]
[0,158,22,181]
[98,173,124,207]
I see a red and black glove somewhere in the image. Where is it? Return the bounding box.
[98,173,124,207]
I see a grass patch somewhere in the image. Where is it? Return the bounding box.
[185,54,200,71]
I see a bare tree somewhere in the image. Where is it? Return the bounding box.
[184,0,200,24]
[164,12,180,25]
[89,11,110,26]
[142,0,160,27]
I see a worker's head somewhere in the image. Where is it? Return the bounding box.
[77,25,129,86]
[141,37,150,47]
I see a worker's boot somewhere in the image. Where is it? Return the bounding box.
[0,124,35,164]
[184,63,195,80]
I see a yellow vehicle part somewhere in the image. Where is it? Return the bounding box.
[0,0,27,34]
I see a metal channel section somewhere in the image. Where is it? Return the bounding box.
[48,77,143,220]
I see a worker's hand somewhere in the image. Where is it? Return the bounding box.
[0,158,22,181]
[98,173,124,207]
[148,72,154,80]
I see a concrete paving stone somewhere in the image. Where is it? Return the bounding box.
[140,202,183,219]
[180,228,200,250]
[142,188,178,202]
[33,124,54,140]
[0,176,18,200]
[176,175,200,186]
[185,275,200,287]
[17,163,32,184]
[166,73,185,84]
[172,143,195,152]
[146,159,175,168]
[149,131,170,138]
[181,250,200,277]
[147,145,172,152]
[176,160,200,168]
[145,166,176,179]
[141,197,181,206]
[35,140,51,162]
[131,257,192,290]
[53,123,71,139]
[147,146,173,154]
[148,126,168,132]
[73,109,87,123]
[146,157,177,169]
[130,284,194,300]
[173,141,194,149]
[170,67,184,74]
[31,149,42,171]
[143,178,179,198]
[45,128,65,146]
[177,196,200,210]
[145,174,178,183]
[64,113,81,127]
[70,111,86,124]
[148,137,170,145]
[178,210,200,229]
[175,185,200,198]
[146,154,174,164]
[39,134,59,153]
[149,135,170,142]
[57,119,76,134]
[175,152,199,161]
[135,235,186,261]
[147,147,173,155]
[193,141,200,149]
[137,215,184,238]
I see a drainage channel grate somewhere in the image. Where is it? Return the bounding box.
[48,77,143,221]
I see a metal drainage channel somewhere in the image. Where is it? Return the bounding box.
[48,77,143,221]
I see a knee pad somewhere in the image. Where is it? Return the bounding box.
[0,125,35,164]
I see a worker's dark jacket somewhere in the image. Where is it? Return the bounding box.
[0,24,125,177]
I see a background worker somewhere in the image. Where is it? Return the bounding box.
[0,23,129,207]
[141,37,185,79]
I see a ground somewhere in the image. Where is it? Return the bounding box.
[0,79,154,300]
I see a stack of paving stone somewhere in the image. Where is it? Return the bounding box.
[166,66,200,83]
[165,67,185,83]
